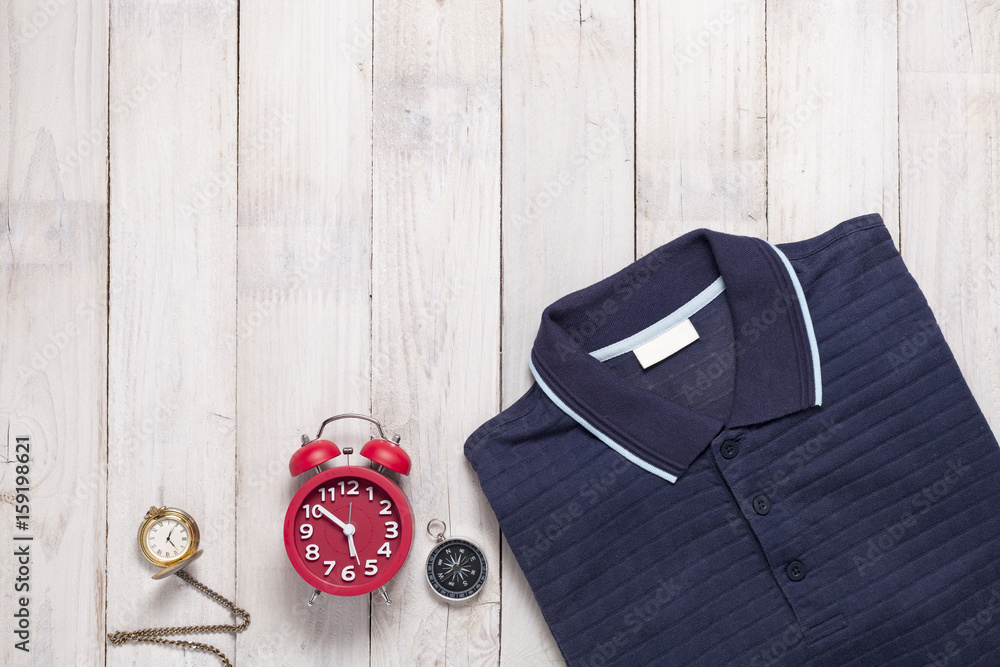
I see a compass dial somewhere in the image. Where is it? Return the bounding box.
[426,538,488,601]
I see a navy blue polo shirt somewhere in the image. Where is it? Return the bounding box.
[464,214,1000,666]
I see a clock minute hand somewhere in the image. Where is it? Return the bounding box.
[346,503,361,565]
[346,532,361,565]
[164,523,178,548]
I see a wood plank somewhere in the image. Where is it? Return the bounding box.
[501,1,635,663]
[766,0,899,243]
[899,0,1000,431]
[626,1,765,664]
[637,0,767,250]
[0,2,108,664]
[235,1,373,664]
[371,0,501,663]
[106,1,238,665]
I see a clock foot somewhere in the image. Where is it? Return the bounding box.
[377,587,392,605]
[307,589,321,606]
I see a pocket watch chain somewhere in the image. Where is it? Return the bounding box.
[107,570,250,667]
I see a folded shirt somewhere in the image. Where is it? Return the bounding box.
[465,213,1000,666]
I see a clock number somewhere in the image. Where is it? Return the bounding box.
[366,486,374,501]
[338,480,360,496]
[384,521,399,539]
[377,542,392,558]
[365,559,378,576]
[305,544,320,561]
[379,500,392,515]
[299,524,314,540]
[323,560,336,576]
[320,487,336,502]
[342,565,356,581]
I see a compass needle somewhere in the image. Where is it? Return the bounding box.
[426,529,489,602]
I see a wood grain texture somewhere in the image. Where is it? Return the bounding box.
[0,2,108,665]
[500,1,635,663]
[106,1,238,665]
[766,0,900,244]
[899,0,1000,431]
[3,0,999,663]
[636,0,767,251]
[371,0,502,664]
[235,1,374,664]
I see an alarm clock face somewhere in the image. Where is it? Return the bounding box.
[426,538,488,601]
[283,466,413,596]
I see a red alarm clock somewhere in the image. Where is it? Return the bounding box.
[283,414,413,604]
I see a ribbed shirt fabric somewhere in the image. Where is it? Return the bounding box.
[464,214,1000,666]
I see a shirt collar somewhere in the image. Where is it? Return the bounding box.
[529,229,822,483]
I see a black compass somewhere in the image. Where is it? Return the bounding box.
[424,521,488,601]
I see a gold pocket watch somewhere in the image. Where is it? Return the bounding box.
[138,506,203,578]
[108,506,250,667]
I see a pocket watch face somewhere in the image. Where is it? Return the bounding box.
[139,507,199,568]
[426,538,488,601]
[145,517,190,562]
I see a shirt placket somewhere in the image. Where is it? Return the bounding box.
[711,427,847,644]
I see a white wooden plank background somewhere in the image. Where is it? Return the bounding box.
[370,0,501,664]
[106,2,240,666]
[235,1,374,664]
[1,2,108,665]
[1,1,997,665]
[502,1,634,661]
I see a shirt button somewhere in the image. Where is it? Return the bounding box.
[752,495,771,515]
[720,440,739,459]
[786,560,806,581]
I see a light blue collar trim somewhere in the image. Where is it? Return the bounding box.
[767,242,823,406]
[529,358,678,483]
[589,276,726,362]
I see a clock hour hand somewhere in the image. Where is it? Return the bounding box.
[314,505,361,564]
[313,505,348,531]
